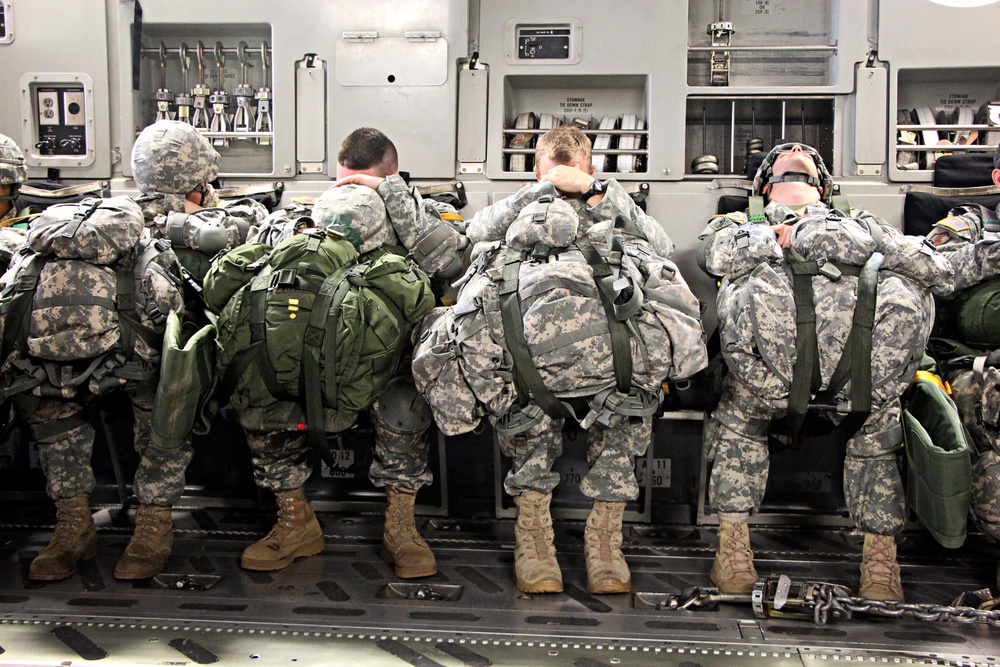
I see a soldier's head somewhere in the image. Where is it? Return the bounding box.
[753,142,833,206]
[312,183,391,254]
[336,127,399,179]
[992,143,1000,189]
[534,125,594,180]
[131,120,219,208]
[0,133,28,218]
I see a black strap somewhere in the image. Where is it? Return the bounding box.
[0,254,46,363]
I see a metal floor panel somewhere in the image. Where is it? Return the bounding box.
[0,505,997,666]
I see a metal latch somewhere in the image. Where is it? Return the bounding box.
[406,31,441,42]
[342,31,378,43]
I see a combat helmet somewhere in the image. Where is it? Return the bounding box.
[312,183,391,254]
[751,142,834,203]
[0,133,28,203]
[131,120,219,195]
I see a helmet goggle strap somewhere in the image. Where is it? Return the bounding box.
[767,171,821,189]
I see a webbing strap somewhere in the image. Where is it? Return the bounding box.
[248,274,288,400]
[784,246,822,437]
[0,254,45,363]
[302,263,355,467]
[499,247,574,420]
[576,235,638,393]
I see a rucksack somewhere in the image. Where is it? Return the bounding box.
[215,229,434,462]
[413,197,707,436]
[0,197,183,399]
[716,211,951,437]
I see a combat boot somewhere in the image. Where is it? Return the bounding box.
[710,520,758,594]
[380,486,437,578]
[114,505,174,580]
[859,533,904,601]
[584,500,631,594]
[513,490,563,593]
[240,487,324,571]
[29,494,98,581]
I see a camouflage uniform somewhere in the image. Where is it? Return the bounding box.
[466,185,676,502]
[313,183,437,493]
[927,205,1000,547]
[132,120,221,220]
[0,134,29,269]
[703,199,943,535]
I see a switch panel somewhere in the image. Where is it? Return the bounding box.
[33,85,86,156]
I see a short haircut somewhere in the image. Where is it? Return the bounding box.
[535,125,592,167]
[337,127,399,176]
[993,142,1000,171]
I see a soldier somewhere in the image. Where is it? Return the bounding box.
[700,143,951,602]
[0,197,186,582]
[321,128,470,579]
[0,134,29,269]
[462,125,677,595]
[925,143,1000,592]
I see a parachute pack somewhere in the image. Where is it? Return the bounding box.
[212,229,434,462]
[0,197,183,400]
[413,196,707,436]
[715,211,952,437]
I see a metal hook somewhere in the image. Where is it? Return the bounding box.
[238,41,252,69]
[196,40,206,84]
[261,40,270,83]
[179,42,190,88]
[214,40,225,69]
[158,41,168,84]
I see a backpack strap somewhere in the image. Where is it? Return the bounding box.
[782,246,882,438]
[499,247,576,421]
[0,253,46,364]
[301,263,355,467]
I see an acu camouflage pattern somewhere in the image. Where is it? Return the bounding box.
[131,120,219,195]
[466,178,674,258]
[926,203,1000,292]
[136,187,222,222]
[28,197,143,265]
[377,174,469,279]
[0,226,27,270]
[413,197,706,435]
[496,410,653,501]
[0,133,27,186]
[312,183,396,255]
[701,202,951,534]
[248,201,317,246]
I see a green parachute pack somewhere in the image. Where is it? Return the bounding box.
[211,229,434,464]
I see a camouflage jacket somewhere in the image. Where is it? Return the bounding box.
[376,175,469,279]
[926,202,1000,293]
[466,179,674,258]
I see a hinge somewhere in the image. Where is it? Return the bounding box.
[405,31,441,42]
[342,31,378,43]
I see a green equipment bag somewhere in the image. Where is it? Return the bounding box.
[151,310,218,451]
[949,276,1000,348]
[216,230,434,461]
[201,242,273,315]
[902,374,974,548]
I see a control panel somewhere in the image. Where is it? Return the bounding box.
[34,86,86,156]
[19,72,96,168]
[517,26,570,60]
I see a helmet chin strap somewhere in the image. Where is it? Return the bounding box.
[768,171,821,189]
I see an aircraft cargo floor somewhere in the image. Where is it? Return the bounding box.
[0,502,997,666]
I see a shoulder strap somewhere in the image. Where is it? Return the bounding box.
[0,254,46,364]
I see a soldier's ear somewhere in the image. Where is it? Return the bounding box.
[992,168,1000,189]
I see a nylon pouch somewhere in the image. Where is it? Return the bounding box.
[903,377,973,548]
[151,311,218,450]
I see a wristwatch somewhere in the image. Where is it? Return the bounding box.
[582,178,606,200]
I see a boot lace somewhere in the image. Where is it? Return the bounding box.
[721,528,754,574]
[863,538,898,590]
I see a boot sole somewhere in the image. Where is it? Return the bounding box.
[28,541,99,581]
[240,535,325,571]
[379,546,437,578]
[587,579,631,595]
[516,577,563,594]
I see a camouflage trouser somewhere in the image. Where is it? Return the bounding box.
[17,386,193,505]
[948,368,1000,542]
[706,376,905,535]
[369,400,432,492]
[244,429,311,492]
[496,411,652,502]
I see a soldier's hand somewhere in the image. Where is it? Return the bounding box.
[334,174,384,190]
[773,223,794,249]
[539,164,591,197]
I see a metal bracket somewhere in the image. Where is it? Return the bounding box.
[342,31,378,43]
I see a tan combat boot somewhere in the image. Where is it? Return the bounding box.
[859,533,904,601]
[584,500,631,594]
[114,505,174,580]
[240,487,325,571]
[380,486,437,579]
[29,493,98,581]
[513,490,563,593]
[710,520,758,593]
